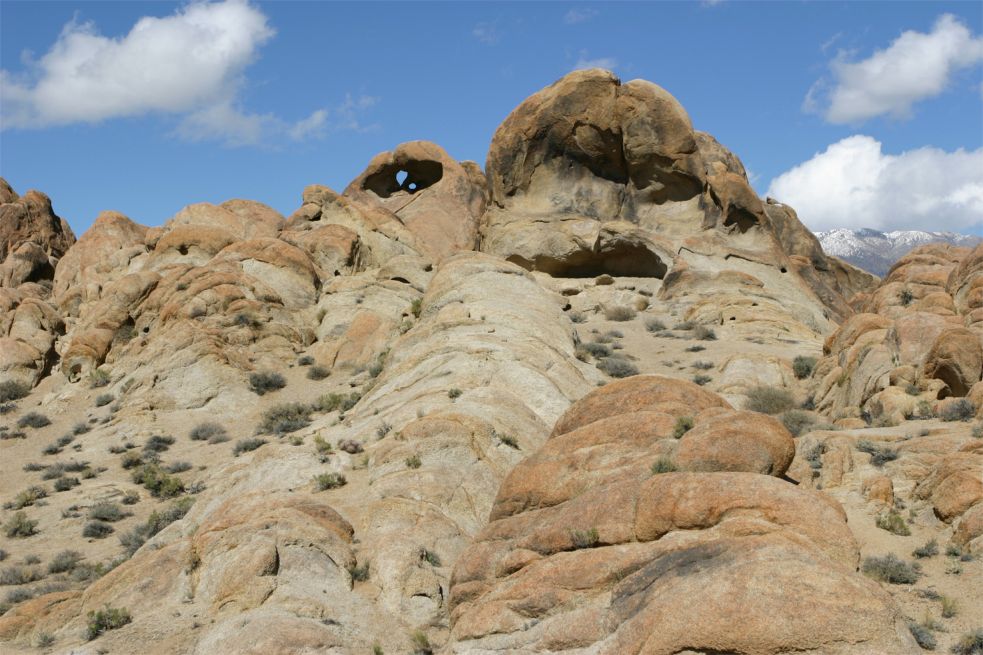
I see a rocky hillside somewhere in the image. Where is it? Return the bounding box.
[1,70,980,655]
[818,228,982,277]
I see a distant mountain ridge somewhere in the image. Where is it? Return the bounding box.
[817,228,982,277]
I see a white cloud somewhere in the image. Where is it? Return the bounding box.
[472,22,500,45]
[564,8,598,24]
[572,50,617,71]
[766,135,983,233]
[808,14,983,124]
[0,0,376,146]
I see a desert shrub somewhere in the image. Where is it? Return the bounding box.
[597,357,638,378]
[974,423,983,439]
[900,288,914,306]
[448,388,462,399]
[692,360,714,370]
[941,399,976,422]
[248,371,286,396]
[307,365,330,381]
[570,527,600,549]
[165,461,192,473]
[411,630,432,655]
[120,451,143,469]
[692,374,712,386]
[410,298,422,318]
[131,464,184,498]
[651,457,677,474]
[780,410,815,437]
[17,412,50,429]
[85,606,131,640]
[7,485,47,510]
[861,554,919,584]
[311,393,344,413]
[906,383,921,396]
[142,435,175,453]
[260,402,312,434]
[189,422,227,443]
[913,539,939,559]
[917,400,935,418]
[72,422,90,435]
[48,550,83,574]
[376,422,392,439]
[644,318,666,333]
[347,561,370,582]
[34,632,55,648]
[876,511,911,536]
[297,355,315,366]
[857,439,899,467]
[674,320,696,331]
[339,439,363,454]
[941,595,958,618]
[121,490,140,505]
[4,511,38,538]
[83,521,114,539]
[951,629,983,655]
[693,325,716,341]
[745,386,795,415]
[314,472,347,490]
[88,369,111,388]
[792,355,817,379]
[673,416,694,439]
[497,433,519,449]
[0,565,43,585]
[908,622,936,650]
[0,549,6,561]
[405,454,422,469]
[0,380,30,402]
[0,402,16,415]
[569,311,586,324]
[56,434,74,448]
[419,548,441,567]
[89,503,125,523]
[685,344,705,353]
[582,342,611,358]
[42,442,62,455]
[604,306,635,322]
[95,394,113,407]
[233,438,267,456]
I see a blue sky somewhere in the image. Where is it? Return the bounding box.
[1,1,981,236]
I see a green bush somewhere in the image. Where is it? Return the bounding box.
[405,454,422,469]
[908,622,936,650]
[85,606,131,640]
[582,342,611,358]
[792,355,817,379]
[745,386,796,415]
[233,438,267,456]
[651,457,677,474]
[95,393,114,407]
[89,369,111,388]
[142,435,175,453]
[497,433,519,449]
[900,289,914,306]
[0,380,30,402]
[673,416,694,439]
[259,403,311,434]
[448,388,463,400]
[645,318,666,332]
[0,565,43,585]
[248,371,286,396]
[876,511,911,536]
[941,595,958,618]
[17,412,51,429]
[120,498,194,556]
[189,422,227,443]
[348,561,370,582]
[410,298,422,319]
[411,630,432,655]
[951,629,983,655]
[861,554,919,584]
[570,527,600,549]
[53,476,80,492]
[314,472,347,490]
[7,485,47,510]
[4,511,38,538]
[857,439,899,467]
[131,463,185,498]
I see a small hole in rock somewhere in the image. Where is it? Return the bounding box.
[396,170,408,186]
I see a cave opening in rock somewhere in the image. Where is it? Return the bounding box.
[723,208,758,233]
[363,160,444,198]
[509,243,668,279]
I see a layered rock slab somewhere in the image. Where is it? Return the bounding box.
[447,376,916,654]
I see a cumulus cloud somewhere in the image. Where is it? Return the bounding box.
[572,51,617,71]
[0,0,375,146]
[564,8,598,24]
[766,135,983,233]
[807,14,983,124]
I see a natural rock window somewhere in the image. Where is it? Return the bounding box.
[363,160,443,198]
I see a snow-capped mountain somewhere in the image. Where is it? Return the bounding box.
[817,228,982,277]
